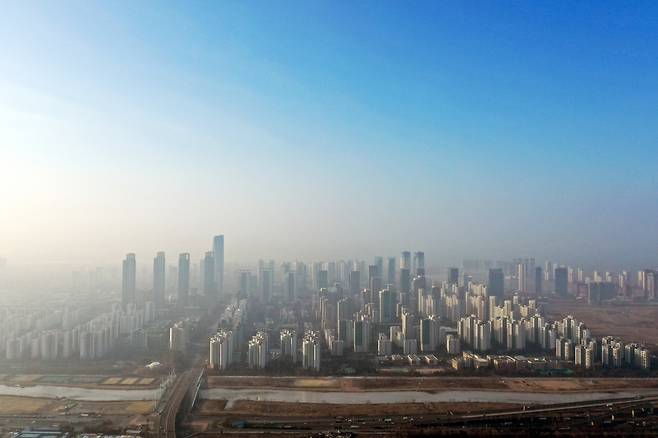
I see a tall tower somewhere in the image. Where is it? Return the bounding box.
[400,251,411,270]
[203,251,216,300]
[349,270,360,297]
[153,252,166,307]
[213,235,224,297]
[555,267,568,296]
[386,257,396,285]
[413,251,425,276]
[122,253,136,308]
[368,264,382,305]
[534,267,543,295]
[177,253,190,304]
[517,262,528,292]
[374,256,384,278]
[400,251,411,294]
[487,268,504,302]
[448,267,459,285]
[285,271,296,302]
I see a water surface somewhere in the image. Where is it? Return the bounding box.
[201,387,651,409]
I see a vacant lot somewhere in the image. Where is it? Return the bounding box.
[546,299,658,349]
[0,395,58,415]
[68,400,153,415]
[0,373,160,389]
[0,395,152,416]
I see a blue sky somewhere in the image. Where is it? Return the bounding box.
[1,1,657,267]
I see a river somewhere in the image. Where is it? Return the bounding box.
[201,387,652,408]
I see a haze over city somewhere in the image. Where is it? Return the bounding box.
[3,2,658,437]
[2,2,657,269]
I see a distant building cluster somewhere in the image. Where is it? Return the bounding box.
[454,313,651,371]
[1,303,154,361]
[119,235,225,309]
[201,250,655,375]
[513,258,657,302]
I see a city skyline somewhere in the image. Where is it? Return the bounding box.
[1,2,657,267]
[2,3,658,436]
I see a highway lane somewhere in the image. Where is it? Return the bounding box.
[458,394,658,420]
[160,369,203,438]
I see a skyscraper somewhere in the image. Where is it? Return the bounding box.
[239,270,251,298]
[534,266,543,295]
[448,267,459,285]
[386,257,396,284]
[203,251,215,299]
[555,267,568,296]
[285,271,296,302]
[400,251,411,270]
[517,262,528,292]
[378,288,395,322]
[349,270,360,297]
[353,319,370,353]
[317,269,329,290]
[121,253,136,308]
[413,251,425,276]
[260,269,272,302]
[213,235,224,297]
[374,256,384,277]
[178,253,190,304]
[368,264,382,304]
[544,261,554,281]
[488,268,504,302]
[153,251,166,307]
[400,268,411,294]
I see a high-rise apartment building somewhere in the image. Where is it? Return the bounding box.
[178,253,190,304]
[302,331,321,371]
[387,257,396,285]
[280,329,297,363]
[378,288,395,322]
[488,268,504,302]
[353,319,370,353]
[203,251,215,298]
[534,266,543,295]
[349,270,360,297]
[153,252,166,307]
[247,331,268,369]
[209,330,233,370]
[400,268,411,294]
[285,271,296,302]
[413,251,425,276]
[213,235,224,297]
[448,267,459,285]
[517,263,528,292]
[555,267,568,296]
[420,315,439,352]
[122,253,136,308]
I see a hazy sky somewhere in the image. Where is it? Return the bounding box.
[1,1,657,268]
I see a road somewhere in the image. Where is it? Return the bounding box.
[156,306,223,438]
[158,367,204,438]
[458,394,658,421]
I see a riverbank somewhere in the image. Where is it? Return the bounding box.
[0,383,158,401]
